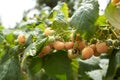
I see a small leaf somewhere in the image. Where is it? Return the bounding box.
[0,35,4,44]
[35,38,48,55]
[24,35,33,47]
[95,15,108,26]
[36,21,46,32]
[51,13,68,32]
[23,38,48,57]
[24,43,36,57]
[48,2,69,20]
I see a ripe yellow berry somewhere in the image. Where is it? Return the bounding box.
[82,47,94,59]
[41,45,51,54]
[89,44,96,51]
[78,41,86,50]
[96,42,108,53]
[65,42,74,49]
[38,45,52,58]
[53,41,65,50]
[18,34,26,44]
[44,28,54,36]
[89,44,101,57]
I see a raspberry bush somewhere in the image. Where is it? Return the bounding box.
[0,0,120,80]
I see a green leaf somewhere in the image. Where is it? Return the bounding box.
[70,0,99,40]
[60,3,69,19]
[0,57,23,80]
[0,46,18,64]
[106,50,120,80]
[36,21,46,32]
[0,26,4,30]
[23,38,48,57]
[35,38,48,54]
[27,57,42,76]
[95,15,108,26]
[105,49,118,80]
[42,50,73,80]
[23,56,42,80]
[5,32,15,43]
[48,2,69,20]
[105,3,120,29]
[0,35,4,44]
[21,38,48,74]
[55,74,67,80]
[24,34,33,47]
[24,43,36,57]
[78,57,101,79]
[48,2,69,33]
[51,13,69,32]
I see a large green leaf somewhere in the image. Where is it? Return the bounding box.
[42,50,73,80]
[105,3,120,29]
[0,57,23,80]
[0,47,23,80]
[70,0,99,40]
[78,57,101,79]
[23,56,42,80]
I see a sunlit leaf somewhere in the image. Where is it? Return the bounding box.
[105,3,120,29]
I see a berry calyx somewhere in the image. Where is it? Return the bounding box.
[67,49,79,59]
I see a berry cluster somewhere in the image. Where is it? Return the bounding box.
[17,28,109,60]
[82,42,108,59]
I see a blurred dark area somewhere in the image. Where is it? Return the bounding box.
[36,0,82,16]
